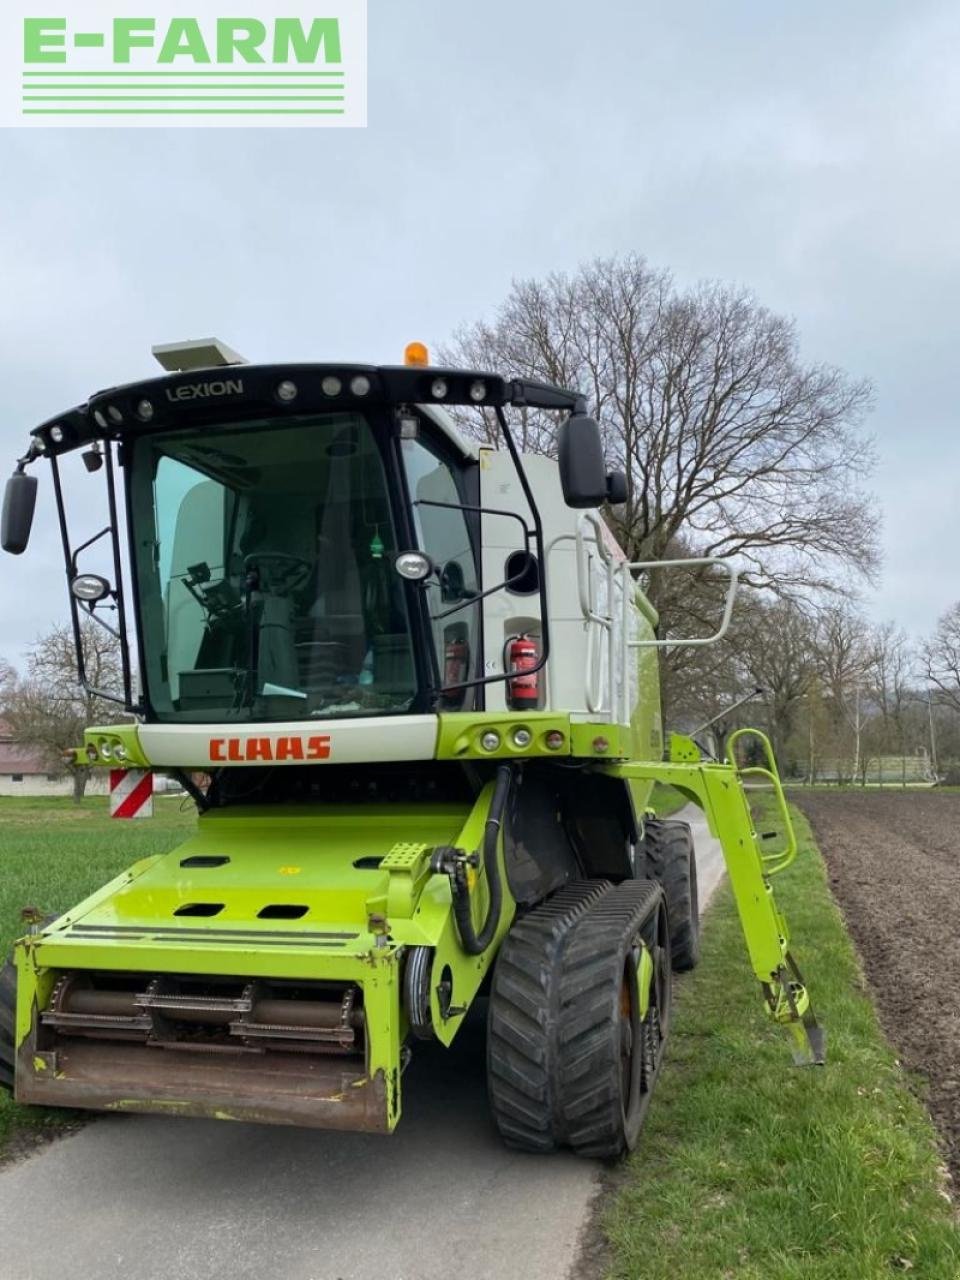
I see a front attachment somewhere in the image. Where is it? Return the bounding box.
[18,964,393,1131]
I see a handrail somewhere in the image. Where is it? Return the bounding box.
[726,728,797,876]
[572,525,742,720]
[575,513,616,716]
[623,556,739,649]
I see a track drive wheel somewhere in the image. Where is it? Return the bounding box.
[556,880,671,1158]
[642,818,700,971]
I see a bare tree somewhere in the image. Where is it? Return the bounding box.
[0,659,15,707]
[923,603,960,714]
[735,597,817,769]
[3,622,126,801]
[813,605,873,781]
[442,254,878,598]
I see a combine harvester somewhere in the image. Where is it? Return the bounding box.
[0,340,822,1157]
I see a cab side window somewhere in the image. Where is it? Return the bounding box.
[401,437,479,706]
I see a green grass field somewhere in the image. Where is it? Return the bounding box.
[0,794,196,1158]
[606,805,960,1279]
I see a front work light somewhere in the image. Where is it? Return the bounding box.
[394,551,433,582]
[70,573,111,603]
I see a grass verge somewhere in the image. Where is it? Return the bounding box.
[605,805,960,1279]
[0,795,196,1160]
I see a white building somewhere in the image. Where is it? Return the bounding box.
[0,720,107,797]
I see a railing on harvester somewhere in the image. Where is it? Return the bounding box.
[570,512,739,725]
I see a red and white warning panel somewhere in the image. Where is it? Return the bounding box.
[109,769,154,820]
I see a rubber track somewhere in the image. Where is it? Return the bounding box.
[487,880,612,1152]
[0,959,16,1091]
[643,818,700,972]
[556,880,665,1157]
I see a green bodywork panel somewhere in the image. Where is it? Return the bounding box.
[12,784,517,1129]
[605,728,823,1065]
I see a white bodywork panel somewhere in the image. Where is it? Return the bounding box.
[417,404,478,459]
[478,450,637,722]
[138,715,439,768]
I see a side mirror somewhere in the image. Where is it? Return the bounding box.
[1,471,38,555]
[557,414,607,508]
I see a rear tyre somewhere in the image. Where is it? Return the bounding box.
[642,819,700,972]
[555,881,671,1158]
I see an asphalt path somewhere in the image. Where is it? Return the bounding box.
[0,806,724,1280]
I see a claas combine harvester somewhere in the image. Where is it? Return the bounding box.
[0,339,823,1157]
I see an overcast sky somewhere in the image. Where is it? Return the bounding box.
[1,0,958,667]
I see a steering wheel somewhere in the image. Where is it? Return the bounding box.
[243,552,313,595]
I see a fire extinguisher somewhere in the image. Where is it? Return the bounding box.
[506,634,540,709]
[444,635,469,689]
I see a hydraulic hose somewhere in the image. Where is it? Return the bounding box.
[451,764,512,956]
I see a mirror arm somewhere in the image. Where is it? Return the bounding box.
[14,440,43,473]
[68,525,112,576]
[51,452,140,715]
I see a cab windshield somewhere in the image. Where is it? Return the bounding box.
[129,414,417,722]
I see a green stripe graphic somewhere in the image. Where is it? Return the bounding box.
[22,108,346,114]
[23,95,345,101]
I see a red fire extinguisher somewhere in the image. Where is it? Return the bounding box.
[444,635,469,688]
[506,634,540,709]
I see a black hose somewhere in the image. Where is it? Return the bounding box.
[452,763,512,956]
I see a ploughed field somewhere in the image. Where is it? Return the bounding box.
[793,790,960,1182]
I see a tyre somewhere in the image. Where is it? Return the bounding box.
[487,880,611,1152]
[0,957,16,1092]
[487,879,671,1159]
[1,915,57,1094]
[642,818,700,972]
[555,880,672,1158]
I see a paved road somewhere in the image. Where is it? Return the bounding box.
[0,806,723,1280]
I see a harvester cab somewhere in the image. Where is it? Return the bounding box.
[0,339,822,1157]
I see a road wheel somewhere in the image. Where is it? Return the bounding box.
[556,881,671,1158]
[0,958,16,1092]
[487,880,611,1152]
[642,818,700,971]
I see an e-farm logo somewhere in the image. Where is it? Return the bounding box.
[1,0,366,127]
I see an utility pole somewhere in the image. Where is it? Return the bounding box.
[928,689,938,778]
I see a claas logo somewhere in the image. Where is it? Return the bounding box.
[209,735,331,763]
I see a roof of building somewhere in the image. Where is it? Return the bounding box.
[0,719,52,775]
